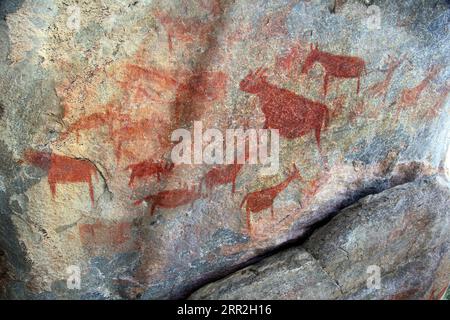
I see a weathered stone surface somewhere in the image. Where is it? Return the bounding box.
[190,175,450,299]
[0,0,449,299]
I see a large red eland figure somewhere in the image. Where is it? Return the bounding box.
[240,67,329,158]
[301,44,366,96]
[240,164,303,235]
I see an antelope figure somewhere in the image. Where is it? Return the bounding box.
[201,135,250,194]
[240,67,329,158]
[301,44,366,96]
[367,55,404,104]
[202,162,244,194]
[240,164,303,234]
[395,64,442,120]
[134,185,202,216]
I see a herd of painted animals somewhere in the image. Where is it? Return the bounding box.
[20,41,448,236]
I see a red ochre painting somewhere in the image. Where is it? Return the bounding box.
[7,0,449,301]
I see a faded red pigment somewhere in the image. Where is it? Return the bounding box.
[202,163,244,194]
[154,11,214,52]
[134,186,202,216]
[396,64,442,119]
[367,55,404,103]
[79,220,132,247]
[126,159,174,186]
[173,71,228,126]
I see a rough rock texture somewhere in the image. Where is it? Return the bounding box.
[0,0,449,299]
[190,175,450,300]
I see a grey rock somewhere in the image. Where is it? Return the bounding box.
[190,175,450,299]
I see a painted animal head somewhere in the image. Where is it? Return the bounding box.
[239,67,269,94]
[22,149,51,170]
[301,43,320,74]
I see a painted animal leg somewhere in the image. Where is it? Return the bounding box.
[323,73,330,97]
[115,141,123,163]
[128,174,135,187]
[167,33,173,53]
[150,203,157,216]
[246,206,252,234]
[87,175,95,207]
[232,176,236,194]
[357,76,361,95]
[314,125,322,151]
[271,205,274,219]
[49,180,57,199]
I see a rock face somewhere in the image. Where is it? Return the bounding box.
[190,175,450,300]
[0,0,449,299]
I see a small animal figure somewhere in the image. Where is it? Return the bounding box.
[134,185,202,216]
[301,44,366,96]
[395,64,442,120]
[367,55,404,104]
[202,162,244,194]
[240,164,303,234]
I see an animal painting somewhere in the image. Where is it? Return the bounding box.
[202,162,244,194]
[134,186,202,216]
[240,67,329,157]
[425,82,449,119]
[301,44,366,96]
[367,55,404,104]
[126,159,174,186]
[240,164,302,234]
[59,102,130,142]
[23,150,98,206]
[395,64,442,120]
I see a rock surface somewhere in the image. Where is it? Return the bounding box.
[190,175,450,299]
[0,0,449,299]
